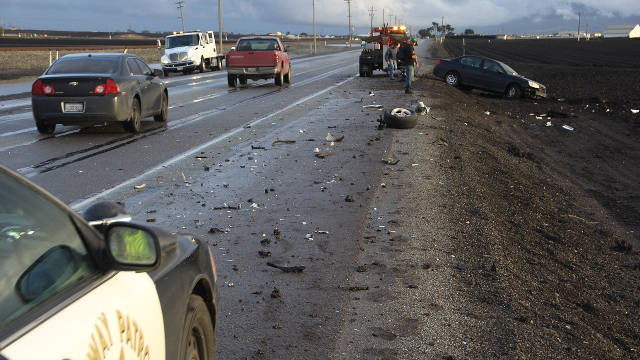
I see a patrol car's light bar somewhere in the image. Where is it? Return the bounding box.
[400,25,406,30]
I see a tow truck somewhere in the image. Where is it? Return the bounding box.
[359,25,409,77]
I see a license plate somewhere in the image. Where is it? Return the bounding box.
[63,102,84,113]
[177,66,184,71]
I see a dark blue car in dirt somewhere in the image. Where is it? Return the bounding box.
[433,55,547,99]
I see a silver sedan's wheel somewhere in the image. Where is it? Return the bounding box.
[123,98,141,133]
[445,72,459,87]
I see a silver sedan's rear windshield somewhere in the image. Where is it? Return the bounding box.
[47,58,120,74]
[236,39,280,51]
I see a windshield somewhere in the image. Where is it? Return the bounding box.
[47,57,120,74]
[166,34,199,49]
[499,61,518,75]
[236,39,280,51]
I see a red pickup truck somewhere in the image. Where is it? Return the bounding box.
[225,36,292,87]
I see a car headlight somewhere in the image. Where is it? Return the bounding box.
[161,56,169,64]
[528,80,540,89]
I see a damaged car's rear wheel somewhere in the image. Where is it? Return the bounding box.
[383,108,418,129]
[445,71,460,87]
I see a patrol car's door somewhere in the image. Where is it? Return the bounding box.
[0,171,165,359]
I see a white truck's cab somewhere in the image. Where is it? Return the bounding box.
[161,31,223,76]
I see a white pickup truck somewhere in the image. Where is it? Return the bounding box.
[161,31,224,76]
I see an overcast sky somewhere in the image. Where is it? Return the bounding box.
[3,0,640,34]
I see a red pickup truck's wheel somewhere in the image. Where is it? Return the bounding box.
[227,74,237,87]
[284,67,292,84]
[275,69,284,86]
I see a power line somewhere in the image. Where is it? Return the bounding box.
[368,6,376,30]
[344,0,352,46]
[176,0,185,32]
[313,0,317,54]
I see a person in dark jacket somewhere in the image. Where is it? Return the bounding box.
[398,39,418,93]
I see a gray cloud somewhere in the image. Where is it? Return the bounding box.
[2,0,639,34]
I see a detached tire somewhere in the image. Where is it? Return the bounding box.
[179,295,215,360]
[384,108,418,129]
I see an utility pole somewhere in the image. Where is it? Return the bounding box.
[382,8,385,26]
[387,14,393,25]
[176,0,185,32]
[577,12,581,41]
[394,15,397,25]
[218,0,223,54]
[313,0,317,54]
[344,0,352,46]
[368,6,376,30]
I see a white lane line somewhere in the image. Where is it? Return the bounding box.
[0,99,30,111]
[1,127,36,137]
[70,73,357,210]
[0,129,80,152]
[0,63,356,149]
[0,112,32,124]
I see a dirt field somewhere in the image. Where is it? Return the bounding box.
[379,39,640,358]
[441,38,640,122]
[0,40,349,81]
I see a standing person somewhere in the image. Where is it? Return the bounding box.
[399,39,418,94]
[385,42,399,80]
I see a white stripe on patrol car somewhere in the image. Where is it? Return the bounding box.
[2,272,165,360]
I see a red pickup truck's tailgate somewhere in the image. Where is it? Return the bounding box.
[227,51,277,68]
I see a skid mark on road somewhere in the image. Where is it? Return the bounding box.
[70,74,357,210]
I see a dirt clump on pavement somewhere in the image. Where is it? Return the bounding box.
[338,40,639,359]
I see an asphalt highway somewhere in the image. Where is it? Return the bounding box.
[0,50,360,206]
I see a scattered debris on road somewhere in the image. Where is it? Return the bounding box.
[272,139,296,145]
[267,262,306,273]
[382,157,399,165]
[326,133,344,142]
[134,183,146,190]
[315,151,334,159]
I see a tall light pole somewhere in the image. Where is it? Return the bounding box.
[218,0,223,54]
[176,1,185,32]
[313,0,317,54]
[344,0,352,46]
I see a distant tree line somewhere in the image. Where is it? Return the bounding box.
[418,23,478,38]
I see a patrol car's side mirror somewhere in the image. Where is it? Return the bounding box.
[105,223,161,271]
[83,201,132,233]
[17,245,81,302]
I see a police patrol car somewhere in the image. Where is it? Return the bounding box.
[0,165,217,359]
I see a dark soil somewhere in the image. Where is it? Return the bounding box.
[409,40,640,358]
[442,38,640,123]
